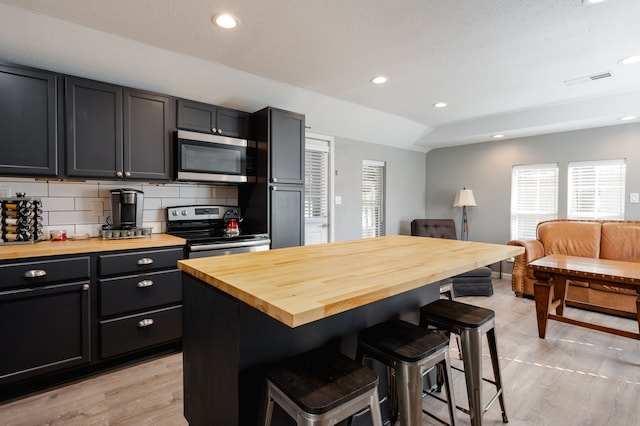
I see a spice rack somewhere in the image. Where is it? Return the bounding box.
[0,194,44,244]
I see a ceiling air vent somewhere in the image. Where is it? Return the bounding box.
[564,70,615,86]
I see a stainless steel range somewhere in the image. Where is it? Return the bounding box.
[166,205,270,258]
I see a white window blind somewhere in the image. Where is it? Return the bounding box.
[304,145,328,219]
[510,163,558,240]
[568,159,626,220]
[362,160,385,238]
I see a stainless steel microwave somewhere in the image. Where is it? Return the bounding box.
[175,130,255,183]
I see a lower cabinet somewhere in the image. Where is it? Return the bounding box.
[0,245,183,396]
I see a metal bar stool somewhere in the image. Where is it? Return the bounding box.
[419,299,508,426]
[262,347,383,426]
[356,319,457,426]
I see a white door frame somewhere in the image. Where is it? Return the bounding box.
[305,132,335,243]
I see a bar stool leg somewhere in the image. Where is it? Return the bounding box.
[460,328,484,426]
[487,328,508,423]
[441,352,457,425]
[395,363,423,426]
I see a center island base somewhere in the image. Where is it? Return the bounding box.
[182,273,440,426]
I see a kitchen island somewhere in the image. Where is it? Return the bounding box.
[178,235,523,425]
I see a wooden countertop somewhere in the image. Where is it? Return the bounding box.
[178,235,524,327]
[0,234,186,260]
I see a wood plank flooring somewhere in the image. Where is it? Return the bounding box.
[1,278,640,425]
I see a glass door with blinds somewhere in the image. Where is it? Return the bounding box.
[304,137,331,244]
[362,159,385,238]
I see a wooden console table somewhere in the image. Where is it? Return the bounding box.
[529,254,640,340]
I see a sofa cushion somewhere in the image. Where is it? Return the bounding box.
[600,222,640,262]
[538,220,601,258]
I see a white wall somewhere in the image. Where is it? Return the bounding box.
[0,178,237,238]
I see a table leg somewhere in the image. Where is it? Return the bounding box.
[533,281,554,339]
[553,276,568,317]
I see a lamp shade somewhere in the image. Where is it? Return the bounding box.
[453,189,477,207]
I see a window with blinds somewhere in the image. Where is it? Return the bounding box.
[510,163,559,240]
[362,160,385,238]
[304,147,328,219]
[568,159,626,220]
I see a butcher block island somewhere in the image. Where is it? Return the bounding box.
[178,235,523,425]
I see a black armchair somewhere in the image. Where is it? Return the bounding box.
[411,219,493,297]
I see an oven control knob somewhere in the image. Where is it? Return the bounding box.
[181,210,188,216]
[171,210,178,216]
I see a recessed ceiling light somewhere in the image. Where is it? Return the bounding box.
[213,14,238,29]
[618,55,640,65]
[433,102,447,108]
[370,75,389,85]
[492,134,505,139]
[582,0,607,4]
[619,115,638,121]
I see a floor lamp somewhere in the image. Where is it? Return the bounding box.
[453,188,477,241]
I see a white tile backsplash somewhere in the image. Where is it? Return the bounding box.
[0,178,238,238]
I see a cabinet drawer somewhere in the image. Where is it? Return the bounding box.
[98,247,183,276]
[99,305,182,358]
[0,257,90,290]
[100,270,181,317]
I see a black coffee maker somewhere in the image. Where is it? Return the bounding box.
[110,189,144,229]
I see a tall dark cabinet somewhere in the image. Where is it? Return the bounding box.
[240,107,305,249]
[0,64,59,177]
[65,77,172,181]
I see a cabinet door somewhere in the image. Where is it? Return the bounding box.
[216,107,251,139]
[270,184,304,249]
[65,77,123,178]
[0,64,58,177]
[176,99,216,134]
[124,89,171,180]
[269,108,305,185]
[0,281,91,384]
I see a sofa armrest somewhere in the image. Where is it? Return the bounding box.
[507,239,544,296]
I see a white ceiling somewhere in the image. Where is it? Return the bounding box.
[3,0,640,151]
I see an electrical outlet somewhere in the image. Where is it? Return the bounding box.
[630,193,639,204]
[335,196,342,205]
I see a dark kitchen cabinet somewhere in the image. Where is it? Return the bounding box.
[0,64,59,177]
[0,256,91,385]
[97,247,183,359]
[65,77,171,180]
[176,98,251,139]
[240,107,305,248]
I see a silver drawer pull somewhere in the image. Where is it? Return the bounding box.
[23,269,47,278]
[137,258,154,265]
[137,280,154,288]
[137,318,154,328]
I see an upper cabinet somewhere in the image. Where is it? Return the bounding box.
[176,99,251,139]
[65,77,171,181]
[266,108,305,185]
[0,64,59,177]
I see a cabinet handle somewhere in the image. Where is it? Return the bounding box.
[124,171,131,177]
[271,186,277,191]
[137,280,154,288]
[82,284,90,291]
[211,127,217,133]
[271,178,278,183]
[137,258,154,265]
[217,129,223,134]
[137,318,154,328]
[23,269,46,278]
[116,170,123,178]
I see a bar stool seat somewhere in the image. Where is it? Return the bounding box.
[357,319,456,426]
[263,347,383,426]
[420,299,508,426]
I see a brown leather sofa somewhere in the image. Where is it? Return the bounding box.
[507,219,640,318]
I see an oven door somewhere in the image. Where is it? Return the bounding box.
[175,130,254,183]
[188,239,271,258]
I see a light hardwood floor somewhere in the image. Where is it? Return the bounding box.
[1,278,640,425]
